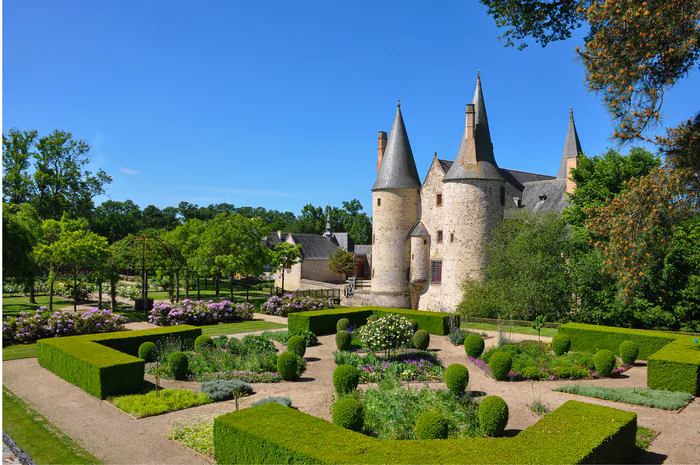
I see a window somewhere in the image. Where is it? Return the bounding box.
[437,231,443,243]
[450,232,454,243]
[436,193,443,207]
[431,261,442,283]
[377,198,381,206]
[423,239,427,245]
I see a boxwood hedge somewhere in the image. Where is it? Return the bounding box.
[36,325,201,399]
[214,400,636,464]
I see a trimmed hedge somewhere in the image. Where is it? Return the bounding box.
[286,335,306,358]
[415,411,448,439]
[214,400,637,464]
[288,307,455,335]
[619,340,639,365]
[558,323,699,395]
[36,325,201,399]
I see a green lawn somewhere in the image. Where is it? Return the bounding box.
[2,295,74,317]
[2,387,101,464]
[3,344,37,361]
[114,310,150,322]
[200,319,286,337]
[463,322,559,338]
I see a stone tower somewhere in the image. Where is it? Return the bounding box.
[557,108,583,193]
[441,74,505,310]
[371,102,421,308]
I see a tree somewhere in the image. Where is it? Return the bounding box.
[33,130,112,220]
[90,200,143,243]
[271,242,303,293]
[2,129,37,204]
[163,219,207,298]
[328,248,356,281]
[656,112,700,173]
[2,203,42,302]
[141,205,180,231]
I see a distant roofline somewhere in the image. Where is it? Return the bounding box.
[501,167,555,178]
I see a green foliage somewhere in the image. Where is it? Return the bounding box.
[594,350,616,377]
[333,364,360,395]
[276,351,298,381]
[286,335,306,358]
[413,330,430,350]
[558,323,676,359]
[2,129,38,204]
[478,396,509,437]
[241,334,277,354]
[335,330,352,351]
[648,338,700,395]
[619,341,639,365]
[482,340,594,380]
[336,318,351,332]
[168,351,189,380]
[415,411,449,440]
[444,364,469,394]
[332,398,364,432]
[271,242,302,292]
[488,352,512,381]
[408,319,418,331]
[169,416,215,459]
[367,315,379,322]
[464,334,485,358]
[359,314,414,352]
[552,334,572,356]
[328,248,356,279]
[111,389,211,418]
[258,329,319,347]
[195,335,213,350]
[252,396,292,408]
[138,342,157,363]
[200,380,253,402]
[554,385,692,410]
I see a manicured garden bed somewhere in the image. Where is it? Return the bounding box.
[553,385,693,410]
[110,389,212,418]
[334,350,444,383]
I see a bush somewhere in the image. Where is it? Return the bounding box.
[241,334,277,355]
[444,364,469,394]
[479,396,509,437]
[359,314,413,352]
[449,329,468,346]
[332,398,363,432]
[260,294,334,317]
[336,318,351,332]
[552,334,571,356]
[168,351,189,380]
[489,352,512,381]
[252,396,292,408]
[413,330,430,350]
[333,364,360,395]
[213,335,229,346]
[408,319,419,332]
[335,330,352,351]
[277,352,298,381]
[259,330,319,347]
[464,334,485,358]
[195,335,213,350]
[367,315,379,322]
[149,300,253,326]
[200,380,253,401]
[594,350,617,377]
[415,411,449,439]
[286,335,306,358]
[138,342,157,363]
[112,388,212,418]
[619,341,639,365]
[554,385,692,410]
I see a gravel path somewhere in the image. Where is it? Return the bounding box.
[3,315,698,464]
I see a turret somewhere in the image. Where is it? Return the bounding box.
[557,108,583,193]
[371,102,421,308]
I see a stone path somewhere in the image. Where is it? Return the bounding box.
[3,315,698,464]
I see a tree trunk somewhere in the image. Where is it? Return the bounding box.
[197,277,201,300]
[29,279,36,304]
[281,267,285,294]
[98,281,103,308]
[111,278,117,312]
[48,269,55,311]
[215,275,220,296]
[73,274,78,312]
[229,277,234,300]
[185,277,190,299]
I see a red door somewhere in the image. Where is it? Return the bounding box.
[356,260,365,279]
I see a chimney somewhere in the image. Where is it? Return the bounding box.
[377,131,387,175]
[462,103,477,164]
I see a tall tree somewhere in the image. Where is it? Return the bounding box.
[2,129,37,204]
[271,242,302,293]
[2,203,42,302]
[91,200,143,243]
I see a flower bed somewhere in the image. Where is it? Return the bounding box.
[260,294,333,317]
[148,299,254,326]
[334,350,444,383]
[3,307,125,345]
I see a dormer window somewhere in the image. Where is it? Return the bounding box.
[436,194,443,207]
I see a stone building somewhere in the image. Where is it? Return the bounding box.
[370,74,583,311]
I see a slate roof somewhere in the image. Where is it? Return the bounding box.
[521,179,568,214]
[354,245,372,256]
[333,232,353,253]
[372,104,421,191]
[558,109,583,179]
[409,221,430,237]
[438,159,453,173]
[289,234,340,260]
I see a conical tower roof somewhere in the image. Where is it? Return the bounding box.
[372,102,421,191]
[445,73,504,181]
[557,108,583,179]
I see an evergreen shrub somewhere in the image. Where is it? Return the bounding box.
[138,342,157,362]
[200,380,253,401]
[195,335,213,350]
[552,334,571,356]
[332,398,364,432]
[168,351,189,380]
[444,364,469,394]
[408,319,419,331]
[464,334,485,358]
[479,396,509,437]
[336,318,351,332]
[333,364,360,395]
[286,335,306,358]
[594,350,616,377]
[335,330,352,351]
[277,352,298,381]
[413,330,430,350]
[414,411,448,439]
[489,352,512,381]
[252,396,292,408]
[619,341,639,365]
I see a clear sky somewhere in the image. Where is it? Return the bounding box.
[3,0,699,216]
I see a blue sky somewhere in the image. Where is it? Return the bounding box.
[4,0,699,216]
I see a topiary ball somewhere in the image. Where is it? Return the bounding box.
[489,352,512,381]
[464,334,485,358]
[552,334,571,356]
[336,318,351,332]
[332,398,364,432]
[367,315,379,322]
[619,340,639,365]
[287,335,306,358]
[336,330,352,351]
[195,335,213,350]
[444,364,469,394]
[333,364,360,395]
[413,330,430,350]
[277,351,299,381]
[415,411,449,439]
[479,396,509,437]
[138,341,157,363]
[594,349,617,377]
[408,319,419,332]
[167,351,189,380]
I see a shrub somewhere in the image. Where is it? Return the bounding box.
[619,341,639,365]
[367,315,379,322]
[200,380,253,401]
[213,335,228,346]
[332,398,363,432]
[277,352,298,381]
[138,342,157,362]
[168,352,189,380]
[286,335,306,358]
[449,328,468,346]
[333,364,360,395]
[554,385,692,410]
[415,411,449,439]
[594,350,617,377]
[195,335,213,350]
[489,352,512,381]
[479,396,509,437]
[521,366,545,379]
[408,319,419,331]
[241,334,276,355]
[359,314,413,352]
[252,396,292,408]
[287,308,454,335]
[413,330,430,350]
[336,318,351,332]
[111,388,211,418]
[552,334,571,356]
[258,330,319,347]
[464,334,485,358]
[149,299,253,326]
[335,330,352,351]
[444,364,469,394]
[260,294,333,317]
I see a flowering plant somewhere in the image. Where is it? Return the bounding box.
[260,294,333,317]
[358,314,414,353]
[148,299,254,326]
